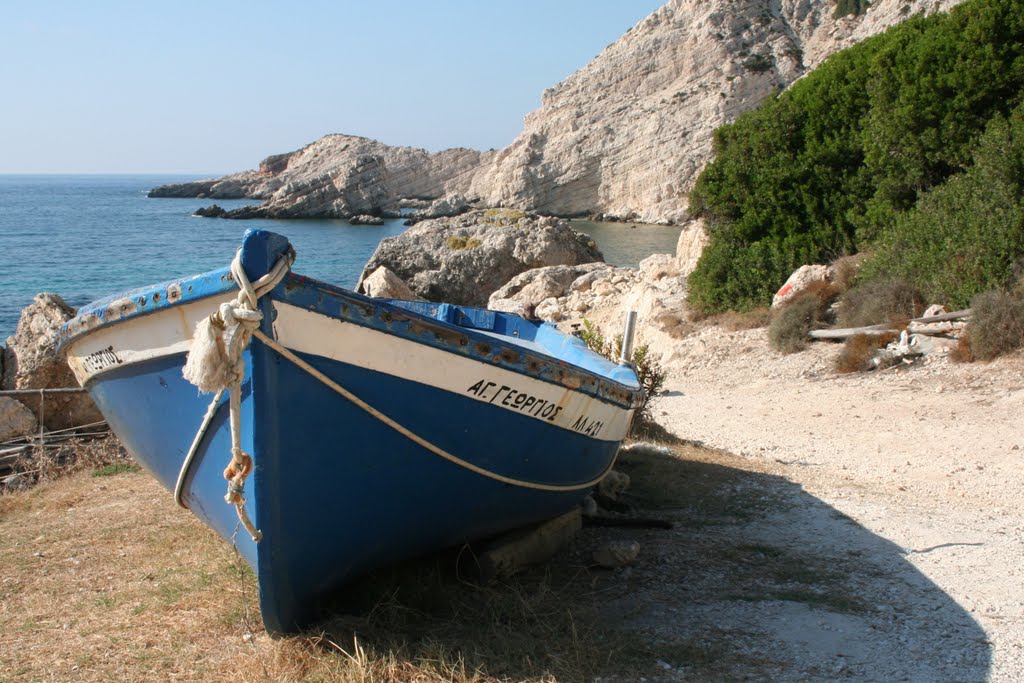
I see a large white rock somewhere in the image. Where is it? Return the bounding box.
[772,264,830,308]
[361,266,424,301]
[676,219,709,277]
[2,293,102,430]
[357,211,604,307]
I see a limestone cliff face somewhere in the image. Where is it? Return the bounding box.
[151,0,963,223]
[470,0,965,224]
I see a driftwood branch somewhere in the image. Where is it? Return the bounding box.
[808,308,971,341]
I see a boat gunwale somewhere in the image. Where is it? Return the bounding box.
[61,268,643,410]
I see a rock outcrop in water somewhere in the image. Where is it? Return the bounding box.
[356,210,603,307]
[153,135,491,219]
[150,0,963,225]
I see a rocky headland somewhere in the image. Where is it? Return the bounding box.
[150,0,963,226]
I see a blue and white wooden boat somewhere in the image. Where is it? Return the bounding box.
[60,229,643,633]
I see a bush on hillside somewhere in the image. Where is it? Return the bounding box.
[687,0,1024,314]
[835,0,871,18]
[836,278,924,328]
[963,288,1024,360]
[860,108,1024,308]
[768,291,834,354]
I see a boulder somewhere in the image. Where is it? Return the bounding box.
[349,214,385,225]
[488,263,608,316]
[638,253,680,281]
[193,204,227,218]
[0,396,36,442]
[772,265,831,308]
[361,266,424,301]
[411,192,471,221]
[675,219,709,277]
[3,293,102,430]
[356,210,604,307]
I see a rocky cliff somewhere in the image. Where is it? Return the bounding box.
[151,0,964,223]
[150,135,491,219]
[470,0,965,224]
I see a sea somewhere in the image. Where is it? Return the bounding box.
[0,175,682,341]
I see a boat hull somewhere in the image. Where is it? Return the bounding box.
[62,229,641,633]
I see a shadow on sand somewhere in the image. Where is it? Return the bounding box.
[309,442,991,681]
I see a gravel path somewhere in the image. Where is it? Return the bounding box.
[649,327,1024,681]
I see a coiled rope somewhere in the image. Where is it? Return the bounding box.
[176,244,624,543]
[178,247,295,542]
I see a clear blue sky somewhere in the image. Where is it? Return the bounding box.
[0,1,665,174]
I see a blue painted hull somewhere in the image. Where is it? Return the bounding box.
[62,229,642,633]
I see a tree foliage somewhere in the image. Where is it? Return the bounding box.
[861,107,1024,307]
[687,0,1024,313]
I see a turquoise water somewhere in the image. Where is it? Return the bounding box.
[0,175,680,340]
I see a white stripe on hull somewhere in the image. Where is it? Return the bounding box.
[273,303,633,441]
[66,298,634,441]
[66,293,235,386]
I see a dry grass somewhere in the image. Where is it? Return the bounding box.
[8,434,131,487]
[0,437,866,682]
[835,332,900,374]
[963,288,1024,361]
[0,462,675,682]
[0,470,258,682]
[836,278,923,329]
[703,307,772,332]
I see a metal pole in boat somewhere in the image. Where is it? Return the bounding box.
[619,310,637,365]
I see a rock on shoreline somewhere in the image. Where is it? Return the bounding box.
[356,210,604,307]
[2,294,101,431]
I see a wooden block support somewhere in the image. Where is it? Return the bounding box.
[474,508,582,583]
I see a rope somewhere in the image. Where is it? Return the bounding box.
[180,246,295,542]
[251,329,621,492]
[179,240,617,545]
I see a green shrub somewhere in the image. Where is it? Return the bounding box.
[580,319,665,429]
[860,108,1024,308]
[446,235,482,250]
[834,0,871,18]
[963,288,1024,360]
[768,292,831,354]
[836,278,923,328]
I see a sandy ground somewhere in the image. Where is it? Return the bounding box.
[645,326,1024,681]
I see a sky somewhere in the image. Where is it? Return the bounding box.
[0,0,666,175]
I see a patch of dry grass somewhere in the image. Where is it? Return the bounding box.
[0,463,669,682]
[0,469,258,682]
[704,307,772,331]
[0,436,863,682]
[6,433,130,490]
[835,332,900,374]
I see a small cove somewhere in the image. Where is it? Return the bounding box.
[0,175,681,340]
